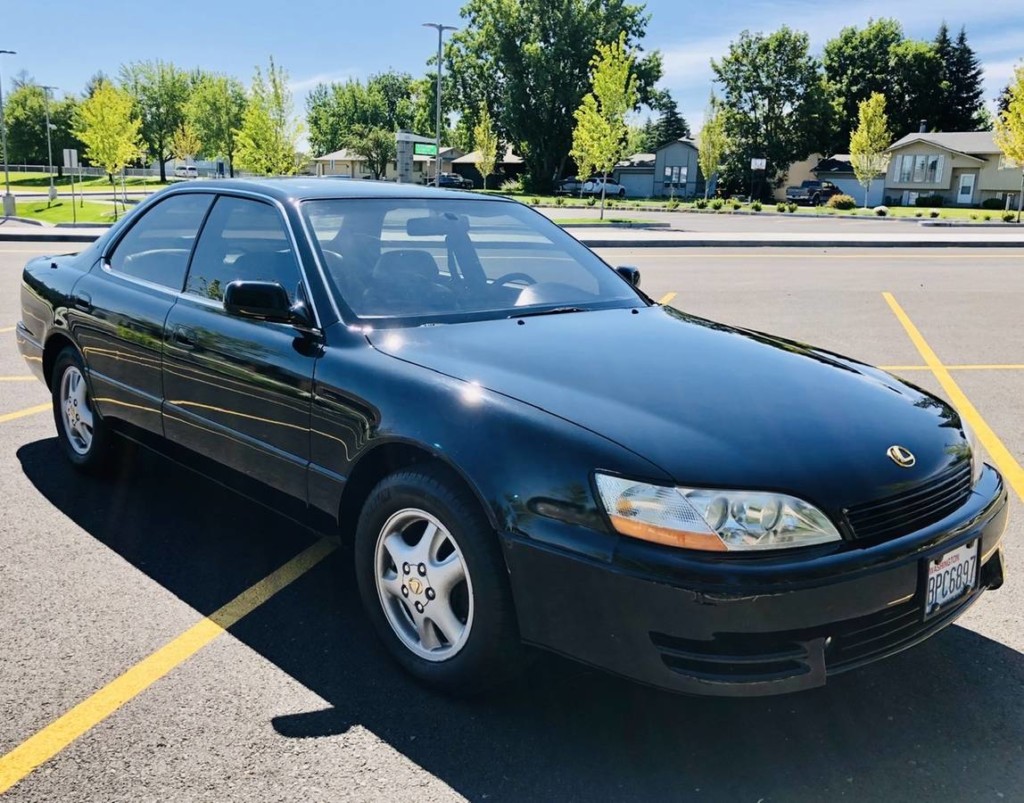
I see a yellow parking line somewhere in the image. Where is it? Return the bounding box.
[0,376,35,382]
[881,364,1024,372]
[0,538,338,795]
[0,326,15,334]
[883,292,1024,503]
[0,403,50,423]
[658,292,677,305]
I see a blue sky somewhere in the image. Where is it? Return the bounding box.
[3,0,1022,139]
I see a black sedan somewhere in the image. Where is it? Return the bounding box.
[17,179,1007,697]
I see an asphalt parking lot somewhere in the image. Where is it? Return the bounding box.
[0,242,1021,802]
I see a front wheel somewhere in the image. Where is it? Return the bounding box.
[354,465,523,695]
[51,347,120,474]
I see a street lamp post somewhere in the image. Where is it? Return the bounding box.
[42,85,58,206]
[0,49,16,218]
[422,23,456,183]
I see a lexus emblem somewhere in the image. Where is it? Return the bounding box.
[887,445,916,468]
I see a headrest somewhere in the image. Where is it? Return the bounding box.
[372,250,439,283]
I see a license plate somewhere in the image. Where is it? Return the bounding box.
[924,540,978,619]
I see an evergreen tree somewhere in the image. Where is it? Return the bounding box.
[651,92,690,147]
[639,116,658,152]
[947,27,986,129]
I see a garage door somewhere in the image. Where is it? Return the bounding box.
[616,173,653,199]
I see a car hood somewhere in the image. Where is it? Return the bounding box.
[367,306,967,513]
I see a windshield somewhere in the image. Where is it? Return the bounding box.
[301,198,644,326]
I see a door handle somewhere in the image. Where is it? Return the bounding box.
[172,325,196,349]
[71,292,92,312]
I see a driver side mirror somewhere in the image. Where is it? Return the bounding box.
[223,281,313,328]
[615,265,641,288]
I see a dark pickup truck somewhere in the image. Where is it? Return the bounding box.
[785,180,842,206]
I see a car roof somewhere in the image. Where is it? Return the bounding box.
[163,177,494,204]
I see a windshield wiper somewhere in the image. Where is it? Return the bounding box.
[511,306,588,319]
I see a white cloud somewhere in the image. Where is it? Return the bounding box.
[287,69,360,94]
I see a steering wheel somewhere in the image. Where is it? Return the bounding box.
[491,272,536,288]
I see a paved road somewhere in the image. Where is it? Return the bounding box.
[0,243,1021,801]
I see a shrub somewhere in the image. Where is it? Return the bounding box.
[695,198,709,209]
[826,194,857,210]
[751,201,762,212]
[787,202,798,213]
[667,199,680,210]
[970,213,978,220]
[530,197,540,205]
[914,194,944,207]
[710,198,724,210]
[873,205,889,217]
[500,177,523,193]
[914,211,923,218]
[981,198,1006,210]
[1003,211,1017,223]
[605,199,616,209]
[586,196,596,207]
[731,199,743,210]
[929,209,941,218]
[555,197,565,207]
[776,202,787,212]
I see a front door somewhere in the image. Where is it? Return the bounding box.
[957,173,977,205]
[162,195,318,502]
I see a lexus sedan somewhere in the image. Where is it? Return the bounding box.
[17,179,1007,697]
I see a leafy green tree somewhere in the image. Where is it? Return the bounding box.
[822,18,903,152]
[849,92,891,207]
[120,60,191,181]
[344,126,395,180]
[187,73,246,176]
[74,81,142,219]
[473,103,498,189]
[712,27,828,195]
[447,0,661,192]
[4,84,82,173]
[571,34,638,218]
[697,96,728,199]
[650,91,690,147]
[235,57,303,175]
[994,66,1024,223]
[887,40,944,138]
[306,71,415,156]
[171,121,202,162]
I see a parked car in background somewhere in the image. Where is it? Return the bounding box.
[582,176,627,198]
[430,172,474,190]
[785,180,841,206]
[173,165,198,179]
[556,176,585,195]
[18,179,1007,698]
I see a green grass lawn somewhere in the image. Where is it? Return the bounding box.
[15,199,127,225]
[8,172,169,193]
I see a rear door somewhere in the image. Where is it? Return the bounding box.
[162,194,318,501]
[68,192,214,434]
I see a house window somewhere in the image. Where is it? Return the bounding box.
[663,165,687,188]
[899,155,913,182]
[898,153,944,183]
[913,155,927,182]
[999,155,1021,170]
[926,155,943,182]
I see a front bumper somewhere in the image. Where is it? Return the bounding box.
[504,465,1008,697]
[15,323,46,385]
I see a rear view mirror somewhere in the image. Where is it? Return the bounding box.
[406,213,470,236]
[223,281,307,325]
[615,265,641,288]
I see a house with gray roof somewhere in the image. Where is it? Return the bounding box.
[883,131,1021,208]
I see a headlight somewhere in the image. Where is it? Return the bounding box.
[594,473,842,552]
[962,419,984,486]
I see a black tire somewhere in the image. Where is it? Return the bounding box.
[618,188,626,198]
[51,346,120,474]
[354,463,523,695]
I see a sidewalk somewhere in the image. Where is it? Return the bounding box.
[2,219,1024,248]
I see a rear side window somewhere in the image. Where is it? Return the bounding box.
[184,196,303,303]
[107,193,213,289]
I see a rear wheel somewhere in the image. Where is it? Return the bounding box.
[354,464,523,695]
[51,347,119,474]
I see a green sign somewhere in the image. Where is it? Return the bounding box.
[414,142,439,156]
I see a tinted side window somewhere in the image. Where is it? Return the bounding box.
[108,193,213,289]
[185,196,302,303]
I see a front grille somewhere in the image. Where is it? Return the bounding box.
[844,461,972,542]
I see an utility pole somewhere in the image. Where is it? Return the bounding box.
[0,49,16,218]
[42,85,58,207]
[423,23,456,184]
